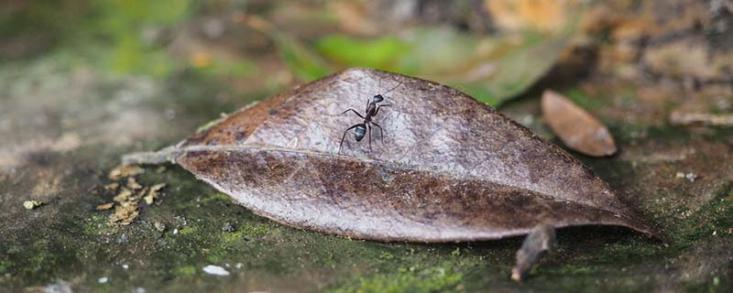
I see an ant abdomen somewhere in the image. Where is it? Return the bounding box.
[354,124,367,141]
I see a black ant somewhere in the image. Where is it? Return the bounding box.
[338,80,402,153]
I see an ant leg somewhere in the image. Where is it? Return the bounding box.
[372,122,385,144]
[367,124,372,152]
[340,109,365,119]
[374,104,392,115]
[338,124,360,154]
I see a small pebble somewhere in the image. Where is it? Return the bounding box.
[96,202,114,211]
[235,263,243,269]
[203,265,230,276]
[122,264,129,270]
[685,173,697,182]
[98,277,109,284]
[675,172,697,182]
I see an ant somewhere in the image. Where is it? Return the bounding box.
[338,80,402,154]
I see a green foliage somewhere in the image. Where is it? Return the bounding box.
[85,0,193,76]
[175,265,197,277]
[316,35,410,71]
[277,27,570,106]
[274,32,332,81]
[564,88,606,110]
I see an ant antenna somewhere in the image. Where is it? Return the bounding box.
[382,78,403,96]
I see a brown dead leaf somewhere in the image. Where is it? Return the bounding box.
[542,90,617,157]
[124,68,654,242]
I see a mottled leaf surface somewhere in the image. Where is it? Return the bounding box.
[162,68,654,242]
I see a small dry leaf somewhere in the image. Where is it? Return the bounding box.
[108,164,144,180]
[110,202,139,226]
[125,68,654,242]
[143,183,166,205]
[96,202,114,210]
[126,177,143,190]
[113,188,133,203]
[103,183,120,192]
[109,187,143,225]
[542,90,617,157]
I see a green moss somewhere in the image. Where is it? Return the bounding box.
[220,224,270,244]
[331,264,463,293]
[671,190,733,243]
[178,226,198,236]
[0,260,11,274]
[81,214,113,236]
[199,192,234,204]
[563,88,606,110]
[175,265,197,277]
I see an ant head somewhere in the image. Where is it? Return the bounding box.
[353,124,367,141]
[372,94,384,103]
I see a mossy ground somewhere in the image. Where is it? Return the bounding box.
[1,1,731,292]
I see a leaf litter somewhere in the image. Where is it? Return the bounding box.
[542,90,617,157]
[101,164,167,226]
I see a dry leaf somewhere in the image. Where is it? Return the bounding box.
[110,188,141,225]
[103,183,119,191]
[144,183,166,205]
[110,202,139,226]
[124,68,654,242]
[108,164,144,180]
[126,177,142,190]
[542,90,617,157]
[96,202,114,211]
[112,188,133,203]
